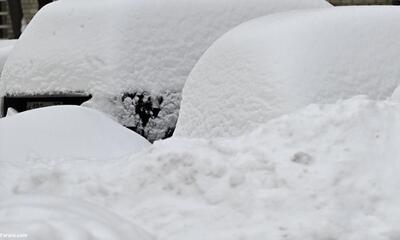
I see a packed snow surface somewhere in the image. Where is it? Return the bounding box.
[0,195,154,240]
[176,6,400,138]
[0,106,150,162]
[3,96,400,239]
[0,0,330,140]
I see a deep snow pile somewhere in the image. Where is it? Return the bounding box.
[176,7,400,138]
[0,0,330,141]
[0,106,149,162]
[3,96,400,239]
[0,195,154,240]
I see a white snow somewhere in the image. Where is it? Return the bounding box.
[0,40,16,73]
[0,0,330,140]
[0,105,150,162]
[0,195,154,240]
[390,83,400,101]
[1,0,329,94]
[175,6,400,138]
[3,96,400,239]
[3,3,400,240]
[5,107,18,117]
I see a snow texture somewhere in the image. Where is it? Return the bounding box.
[0,0,330,141]
[3,96,400,239]
[176,6,400,138]
[0,105,150,162]
[0,40,16,73]
[0,195,154,240]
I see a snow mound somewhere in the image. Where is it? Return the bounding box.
[5,96,400,239]
[0,195,154,240]
[176,6,400,138]
[0,0,330,141]
[0,106,149,162]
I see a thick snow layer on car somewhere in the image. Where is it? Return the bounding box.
[0,195,154,240]
[0,0,330,141]
[0,40,16,72]
[175,7,400,138]
[0,105,150,162]
[3,96,400,240]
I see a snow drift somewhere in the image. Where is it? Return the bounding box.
[0,0,330,141]
[3,96,400,239]
[0,195,154,240]
[0,106,149,162]
[176,7,400,138]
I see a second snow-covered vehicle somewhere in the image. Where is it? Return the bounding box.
[0,0,330,141]
[176,6,400,138]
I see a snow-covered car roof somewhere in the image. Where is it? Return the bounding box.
[0,0,329,95]
[176,6,400,138]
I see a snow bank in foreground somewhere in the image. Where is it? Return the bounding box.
[3,96,400,239]
[0,195,154,240]
[0,0,330,141]
[0,106,149,162]
[176,7,400,138]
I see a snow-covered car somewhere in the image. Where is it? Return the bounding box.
[0,0,330,142]
[0,105,150,162]
[176,6,400,138]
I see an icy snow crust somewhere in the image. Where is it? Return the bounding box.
[176,7,400,138]
[0,195,154,240]
[0,106,150,162]
[3,97,400,239]
[0,0,330,141]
